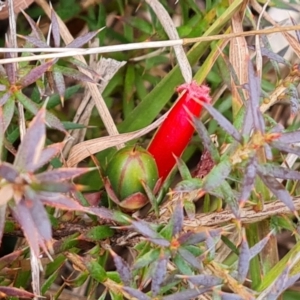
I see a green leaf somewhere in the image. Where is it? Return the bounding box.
[84,226,114,241]
[133,248,160,270]
[87,260,107,282]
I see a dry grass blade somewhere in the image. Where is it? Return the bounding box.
[145,0,192,83]
[62,57,126,159]
[66,114,167,167]
[229,0,248,116]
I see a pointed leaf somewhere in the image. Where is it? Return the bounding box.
[68,57,102,79]
[219,181,240,219]
[110,248,131,286]
[237,231,250,283]
[192,116,219,162]
[24,190,52,243]
[0,105,5,159]
[277,130,300,144]
[250,231,273,259]
[133,248,160,270]
[16,92,66,132]
[39,192,87,210]
[248,45,288,65]
[185,274,222,287]
[247,60,265,133]
[67,30,100,48]
[122,287,151,300]
[0,91,11,106]
[0,286,35,298]
[21,35,50,48]
[241,102,254,137]
[183,231,210,245]
[272,141,300,157]
[258,173,296,213]
[148,238,171,247]
[172,198,183,236]
[178,247,202,270]
[3,97,14,131]
[4,51,16,84]
[0,162,19,182]
[162,287,210,300]
[151,252,169,296]
[19,60,55,87]
[35,168,90,182]
[258,163,300,181]
[219,291,244,300]
[52,66,65,101]
[22,11,46,41]
[35,142,64,171]
[0,204,6,247]
[51,9,60,47]
[197,100,242,143]
[11,200,40,256]
[14,108,46,172]
[239,156,257,205]
[267,262,290,300]
[131,219,161,239]
[57,66,94,83]
[174,178,202,192]
[202,157,232,191]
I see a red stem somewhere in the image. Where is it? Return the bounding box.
[147,81,211,182]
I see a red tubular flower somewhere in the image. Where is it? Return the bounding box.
[147,81,211,182]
